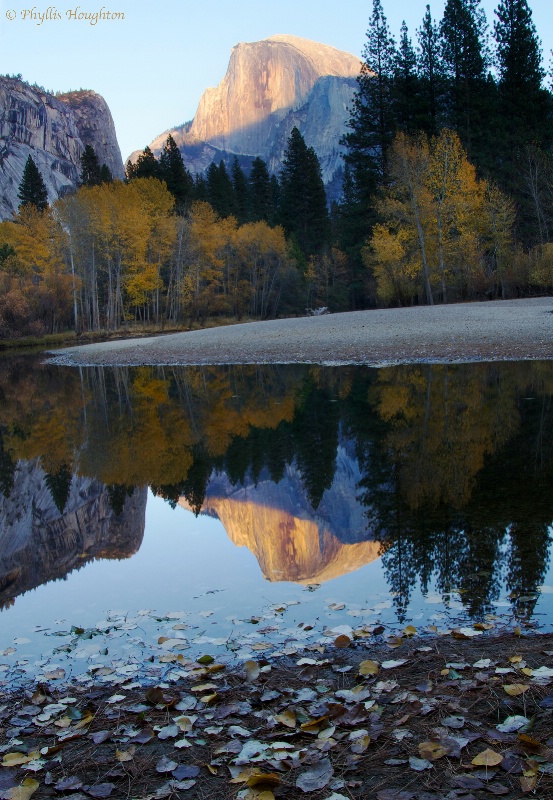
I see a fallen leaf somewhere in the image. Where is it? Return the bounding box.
[84,783,115,798]
[145,688,177,707]
[295,758,333,792]
[350,731,370,753]
[247,774,281,789]
[156,757,178,774]
[496,715,530,733]
[359,660,379,676]
[409,757,432,772]
[442,715,465,729]
[274,709,296,728]
[244,661,260,682]
[172,765,200,780]
[2,753,39,768]
[485,784,510,795]
[381,660,408,669]
[115,746,135,762]
[334,635,351,648]
[2,779,39,800]
[503,684,529,696]
[157,724,179,740]
[418,741,448,761]
[54,777,83,791]
[472,749,503,767]
[520,776,537,792]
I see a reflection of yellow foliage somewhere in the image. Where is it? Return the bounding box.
[372,363,525,509]
[1,361,552,512]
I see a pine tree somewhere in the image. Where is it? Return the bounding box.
[18,155,48,211]
[417,4,444,136]
[99,164,113,184]
[206,161,235,218]
[343,0,397,194]
[279,127,330,257]
[231,157,250,224]
[440,0,489,159]
[249,157,274,223]
[494,0,550,146]
[192,174,208,203]
[159,135,193,211]
[80,145,102,186]
[393,21,420,133]
[494,0,552,240]
[132,146,160,179]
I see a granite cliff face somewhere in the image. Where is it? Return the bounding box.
[145,35,361,196]
[179,441,381,584]
[0,459,147,608]
[0,77,124,220]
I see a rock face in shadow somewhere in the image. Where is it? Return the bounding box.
[0,77,124,220]
[144,35,361,197]
[0,460,147,608]
[179,442,381,584]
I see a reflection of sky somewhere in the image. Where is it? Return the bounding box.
[1,492,552,680]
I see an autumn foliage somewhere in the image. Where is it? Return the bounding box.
[0,180,306,337]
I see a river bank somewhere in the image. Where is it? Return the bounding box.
[47,298,553,367]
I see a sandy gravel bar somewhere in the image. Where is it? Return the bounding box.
[47,297,553,367]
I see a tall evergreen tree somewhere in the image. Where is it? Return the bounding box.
[494,0,550,145]
[131,146,160,180]
[393,21,420,133]
[18,155,48,211]
[159,135,193,210]
[340,0,396,290]
[80,145,102,186]
[343,0,397,195]
[440,0,489,160]
[192,173,208,203]
[249,157,275,223]
[206,161,235,218]
[417,4,444,136]
[231,157,250,224]
[99,164,113,184]
[279,127,330,257]
[494,0,552,240]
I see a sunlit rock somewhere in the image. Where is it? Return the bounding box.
[179,442,381,583]
[140,35,362,198]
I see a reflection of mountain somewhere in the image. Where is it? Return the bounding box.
[0,460,147,608]
[179,442,381,583]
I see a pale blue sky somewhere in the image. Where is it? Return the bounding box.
[0,1,550,162]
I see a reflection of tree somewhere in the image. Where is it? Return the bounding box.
[107,484,137,516]
[291,377,339,509]
[0,428,15,498]
[45,464,73,514]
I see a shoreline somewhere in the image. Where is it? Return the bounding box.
[46,298,553,368]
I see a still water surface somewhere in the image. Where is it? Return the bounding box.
[0,358,552,686]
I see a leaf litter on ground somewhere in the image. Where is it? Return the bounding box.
[0,631,552,799]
